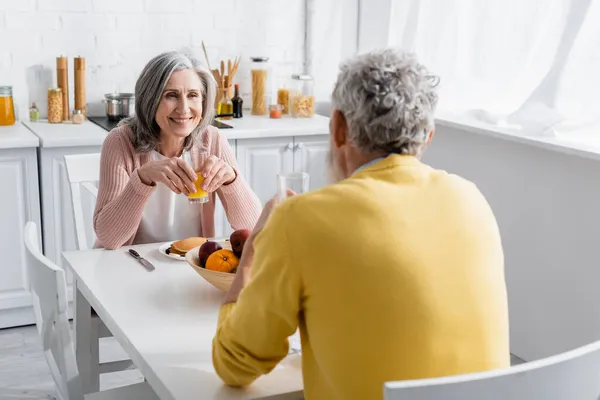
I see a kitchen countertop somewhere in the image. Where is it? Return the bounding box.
[0,123,40,149]
[217,114,329,139]
[22,119,109,148]
[24,114,330,148]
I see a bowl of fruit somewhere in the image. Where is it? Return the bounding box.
[185,229,250,291]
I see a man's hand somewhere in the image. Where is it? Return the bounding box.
[223,190,295,304]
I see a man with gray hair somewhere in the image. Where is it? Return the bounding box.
[213,48,510,399]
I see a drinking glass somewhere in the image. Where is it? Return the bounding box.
[276,172,309,203]
[183,152,209,204]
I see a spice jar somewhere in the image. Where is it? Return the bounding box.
[47,88,63,124]
[0,86,16,126]
[29,103,40,122]
[71,109,84,124]
[277,88,290,114]
[289,74,315,118]
[269,104,283,119]
[250,57,270,115]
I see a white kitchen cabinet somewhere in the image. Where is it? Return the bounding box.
[235,134,330,205]
[294,135,329,191]
[236,136,295,205]
[0,125,42,329]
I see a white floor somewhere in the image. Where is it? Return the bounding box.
[0,324,143,400]
[0,324,526,400]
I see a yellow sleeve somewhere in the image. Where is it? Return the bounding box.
[212,204,302,387]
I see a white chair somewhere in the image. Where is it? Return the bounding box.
[64,153,101,251]
[24,222,158,400]
[64,154,134,393]
[384,340,600,399]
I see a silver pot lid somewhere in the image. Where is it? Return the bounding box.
[291,74,313,81]
[104,93,135,100]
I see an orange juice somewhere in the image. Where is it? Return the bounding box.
[0,91,16,126]
[188,175,209,203]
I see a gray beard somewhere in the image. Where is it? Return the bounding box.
[326,147,345,185]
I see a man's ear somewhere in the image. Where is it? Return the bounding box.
[331,109,348,148]
[426,129,435,145]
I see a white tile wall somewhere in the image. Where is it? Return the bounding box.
[0,0,305,119]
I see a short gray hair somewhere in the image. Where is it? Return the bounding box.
[120,51,216,153]
[332,48,439,156]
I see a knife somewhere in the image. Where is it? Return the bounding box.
[128,249,155,271]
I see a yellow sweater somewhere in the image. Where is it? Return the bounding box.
[213,155,509,399]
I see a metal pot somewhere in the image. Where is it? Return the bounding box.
[102,93,135,121]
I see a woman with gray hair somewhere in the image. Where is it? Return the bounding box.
[93,51,261,249]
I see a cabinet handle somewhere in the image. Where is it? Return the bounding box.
[295,143,304,150]
[286,143,294,151]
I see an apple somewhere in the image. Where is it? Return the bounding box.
[198,241,222,267]
[230,229,250,258]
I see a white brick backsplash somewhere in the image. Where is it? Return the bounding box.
[94,32,141,54]
[0,0,306,120]
[60,13,115,31]
[0,0,34,12]
[144,0,194,13]
[40,31,96,58]
[5,11,61,31]
[140,31,193,52]
[92,0,144,13]
[193,0,236,16]
[0,53,10,69]
[114,14,163,32]
[38,0,92,12]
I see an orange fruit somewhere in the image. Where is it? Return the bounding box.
[205,249,239,273]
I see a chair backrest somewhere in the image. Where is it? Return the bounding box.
[23,222,83,400]
[384,341,600,400]
[64,153,101,251]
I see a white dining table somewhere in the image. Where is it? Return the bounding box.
[62,243,304,400]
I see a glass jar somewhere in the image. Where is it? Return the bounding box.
[250,57,270,115]
[48,88,63,124]
[71,109,84,124]
[289,74,315,118]
[269,104,283,119]
[0,86,16,126]
[277,87,290,115]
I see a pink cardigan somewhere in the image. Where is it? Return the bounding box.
[93,124,262,249]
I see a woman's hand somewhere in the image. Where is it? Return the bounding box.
[137,158,197,195]
[199,155,236,193]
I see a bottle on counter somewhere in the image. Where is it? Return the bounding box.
[0,86,16,126]
[218,90,233,120]
[232,84,243,118]
[29,103,39,122]
[47,88,63,124]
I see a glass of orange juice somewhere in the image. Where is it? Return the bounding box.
[183,152,209,204]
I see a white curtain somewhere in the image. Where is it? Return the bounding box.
[385,0,600,138]
[309,0,357,114]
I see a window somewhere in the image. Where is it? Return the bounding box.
[358,0,600,137]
